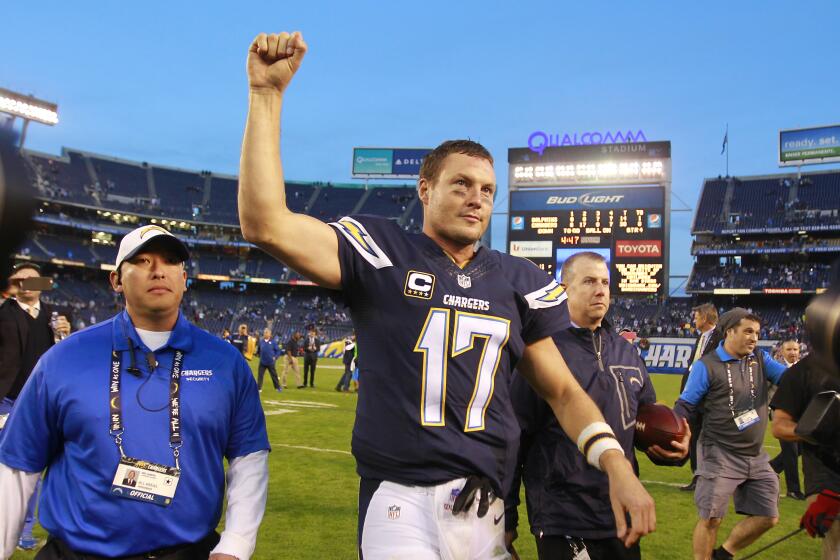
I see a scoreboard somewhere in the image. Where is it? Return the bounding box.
[507,142,671,297]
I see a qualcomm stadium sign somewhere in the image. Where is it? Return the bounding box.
[528,129,648,155]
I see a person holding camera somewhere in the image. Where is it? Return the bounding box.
[0,262,69,550]
[771,274,840,560]
[770,352,840,558]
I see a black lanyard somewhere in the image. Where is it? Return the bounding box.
[109,348,184,470]
[725,357,756,417]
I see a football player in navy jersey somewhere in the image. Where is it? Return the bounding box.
[239,30,655,559]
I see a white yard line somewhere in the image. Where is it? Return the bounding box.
[640,479,685,488]
[272,443,352,456]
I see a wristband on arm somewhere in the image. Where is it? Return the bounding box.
[577,421,624,470]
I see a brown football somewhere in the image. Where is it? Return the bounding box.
[634,403,686,452]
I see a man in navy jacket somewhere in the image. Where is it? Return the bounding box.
[506,251,690,559]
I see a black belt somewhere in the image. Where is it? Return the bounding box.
[37,532,220,560]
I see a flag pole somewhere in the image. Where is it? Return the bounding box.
[726,123,729,177]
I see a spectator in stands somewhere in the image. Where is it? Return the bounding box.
[302,326,321,389]
[256,328,282,393]
[769,339,804,500]
[0,262,70,551]
[675,308,787,560]
[230,323,249,356]
[283,331,304,389]
[221,328,231,342]
[680,302,718,492]
[0,226,270,559]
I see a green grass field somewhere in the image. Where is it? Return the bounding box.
[12,360,820,559]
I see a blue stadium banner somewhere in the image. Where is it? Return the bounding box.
[509,186,664,212]
[779,125,840,167]
[352,147,431,179]
[352,148,393,176]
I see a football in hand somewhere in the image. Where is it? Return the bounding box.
[634,403,686,452]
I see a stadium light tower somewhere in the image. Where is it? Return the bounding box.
[0,87,59,148]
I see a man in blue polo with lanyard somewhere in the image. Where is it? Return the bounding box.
[0,225,270,560]
[675,308,787,560]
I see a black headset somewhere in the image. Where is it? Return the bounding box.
[121,320,158,377]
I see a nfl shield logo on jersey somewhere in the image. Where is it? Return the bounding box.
[457,274,471,289]
[387,505,401,520]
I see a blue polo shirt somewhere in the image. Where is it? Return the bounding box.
[680,342,786,405]
[257,338,280,366]
[676,342,786,455]
[0,311,270,557]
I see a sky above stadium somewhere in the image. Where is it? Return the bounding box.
[3,1,839,293]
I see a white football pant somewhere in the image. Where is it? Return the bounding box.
[361,478,510,560]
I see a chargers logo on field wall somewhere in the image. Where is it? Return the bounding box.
[641,340,693,374]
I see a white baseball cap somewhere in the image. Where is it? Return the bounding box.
[115,225,190,269]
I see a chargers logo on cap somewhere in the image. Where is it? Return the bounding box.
[139,225,171,238]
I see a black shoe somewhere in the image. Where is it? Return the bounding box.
[680,480,696,492]
[713,546,734,560]
[297,385,306,389]
[787,490,806,500]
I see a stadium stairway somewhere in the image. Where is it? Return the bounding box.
[82,154,101,200]
[305,185,322,215]
[721,177,734,222]
[32,236,54,259]
[147,164,157,199]
[351,189,372,215]
[400,197,420,227]
[202,173,212,206]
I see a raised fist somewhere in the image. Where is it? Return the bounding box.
[247,31,308,94]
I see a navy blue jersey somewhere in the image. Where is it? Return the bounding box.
[330,215,567,492]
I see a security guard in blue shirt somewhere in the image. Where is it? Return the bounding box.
[0,225,270,560]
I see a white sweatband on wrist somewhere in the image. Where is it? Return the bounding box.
[585,436,624,470]
[576,421,623,470]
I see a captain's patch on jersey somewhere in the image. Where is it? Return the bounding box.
[404,270,436,299]
[524,280,567,309]
[330,216,393,269]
